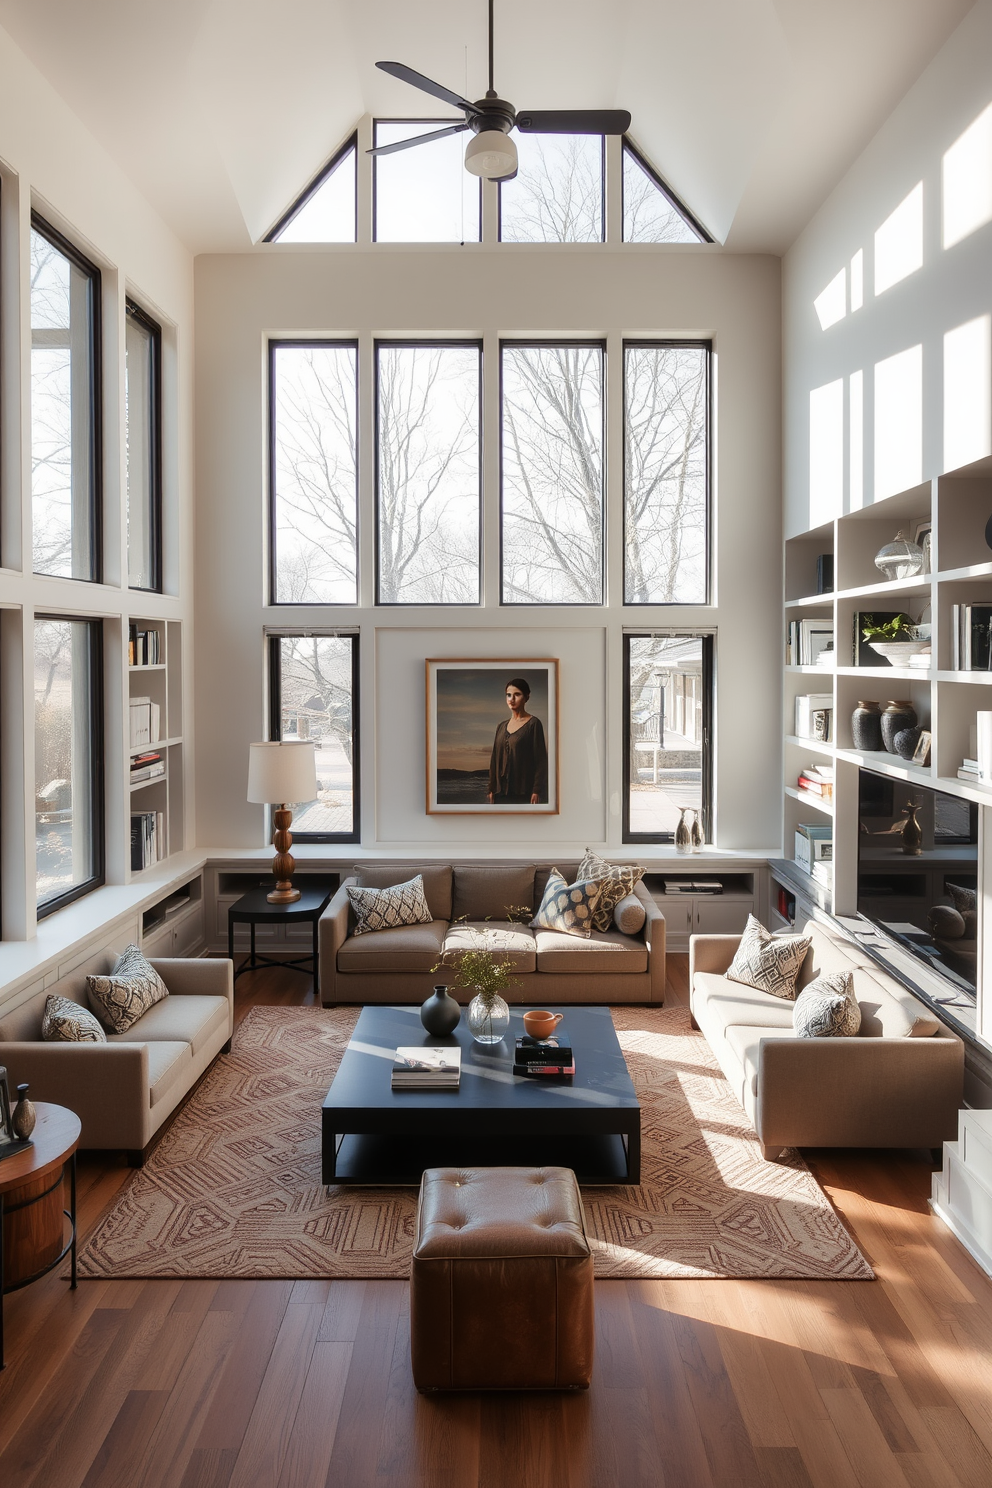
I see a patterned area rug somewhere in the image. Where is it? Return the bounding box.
[77,1005,873,1281]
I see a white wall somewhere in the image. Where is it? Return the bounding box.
[193,246,782,855]
[784,0,992,535]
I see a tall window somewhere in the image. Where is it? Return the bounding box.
[267,135,357,243]
[376,343,482,604]
[270,342,359,604]
[624,342,710,603]
[268,634,359,841]
[125,301,162,591]
[500,135,605,243]
[373,122,481,243]
[622,141,709,244]
[34,616,104,914]
[501,343,604,604]
[624,634,711,843]
[30,216,102,580]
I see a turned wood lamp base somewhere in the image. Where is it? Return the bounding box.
[267,805,301,904]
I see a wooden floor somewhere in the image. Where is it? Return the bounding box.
[2,957,992,1488]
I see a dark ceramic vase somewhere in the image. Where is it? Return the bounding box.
[420,985,461,1037]
[11,1083,36,1139]
[851,700,883,752]
[881,700,917,754]
[893,725,921,760]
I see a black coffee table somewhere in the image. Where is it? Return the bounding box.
[321,1004,641,1186]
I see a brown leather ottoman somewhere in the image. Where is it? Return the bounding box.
[410,1166,594,1391]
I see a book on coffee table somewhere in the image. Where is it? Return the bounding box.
[512,1061,575,1078]
[515,1033,572,1062]
[391,1047,461,1090]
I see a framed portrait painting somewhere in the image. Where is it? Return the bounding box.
[426,659,559,815]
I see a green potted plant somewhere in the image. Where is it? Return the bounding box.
[862,613,930,666]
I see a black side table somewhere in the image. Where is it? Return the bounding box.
[227,883,334,990]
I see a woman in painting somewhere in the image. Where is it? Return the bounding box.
[487,677,548,805]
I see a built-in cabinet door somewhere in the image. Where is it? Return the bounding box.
[693,898,753,936]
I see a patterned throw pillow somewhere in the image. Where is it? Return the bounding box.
[612,892,646,935]
[946,883,977,914]
[577,848,646,933]
[86,944,169,1034]
[531,869,603,939]
[347,874,434,936]
[726,915,811,1001]
[42,994,107,1043]
[793,971,862,1038]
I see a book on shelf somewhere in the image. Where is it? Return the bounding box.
[130,750,165,784]
[951,605,992,671]
[795,830,832,875]
[853,612,903,667]
[130,810,165,871]
[816,554,833,594]
[794,694,833,742]
[797,763,834,799]
[390,1047,461,1089]
[787,619,834,667]
[128,625,162,667]
[811,861,834,887]
[661,879,723,895]
[129,697,151,747]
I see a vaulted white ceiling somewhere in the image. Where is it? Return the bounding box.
[0,0,975,254]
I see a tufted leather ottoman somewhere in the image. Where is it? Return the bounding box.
[410,1165,594,1391]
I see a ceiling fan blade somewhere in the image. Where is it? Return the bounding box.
[515,109,632,135]
[367,123,470,158]
[375,61,479,115]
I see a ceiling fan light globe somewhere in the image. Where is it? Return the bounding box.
[465,130,518,179]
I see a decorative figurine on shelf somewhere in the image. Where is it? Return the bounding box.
[874,532,925,581]
[675,807,693,853]
[690,810,704,852]
[11,1083,36,1140]
[901,800,923,856]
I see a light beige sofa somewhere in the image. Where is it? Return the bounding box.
[689,918,964,1160]
[0,952,234,1165]
[319,861,665,1006]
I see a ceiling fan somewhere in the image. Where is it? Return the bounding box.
[368,0,631,181]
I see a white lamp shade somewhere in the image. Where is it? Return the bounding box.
[247,741,318,804]
[465,130,518,179]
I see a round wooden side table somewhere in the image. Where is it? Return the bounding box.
[0,1101,80,1369]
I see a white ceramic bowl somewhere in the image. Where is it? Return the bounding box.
[868,639,931,665]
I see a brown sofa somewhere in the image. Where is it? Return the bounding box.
[0,952,234,1163]
[319,861,665,1006]
[689,918,964,1160]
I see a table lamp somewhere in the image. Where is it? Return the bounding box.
[247,741,318,904]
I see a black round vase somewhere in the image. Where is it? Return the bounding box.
[420,985,461,1037]
[893,725,921,760]
[881,700,917,754]
[851,700,883,752]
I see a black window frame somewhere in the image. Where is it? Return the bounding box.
[264,132,358,244]
[622,631,713,845]
[267,631,361,844]
[268,338,360,607]
[498,134,606,244]
[124,298,163,594]
[30,212,103,584]
[34,613,105,918]
[374,338,484,607]
[620,138,712,244]
[499,338,607,607]
[623,338,712,606]
[372,119,482,244]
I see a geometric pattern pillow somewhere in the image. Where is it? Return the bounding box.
[531,868,603,939]
[726,915,811,1001]
[946,882,977,914]
[793,971,862,1038]
[346,874,434,936]
[42,994,108,1043]
[86,943,169,1034]
[577,848,645,932]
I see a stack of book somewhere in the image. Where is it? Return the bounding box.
[128,696,162,747]
[130,750,165,785]
[390,1047,461,1090]
[131,810,165,870]
[958,757,983,782]
[513,1035,575,1078]
[662,879,723,895]
[794,693,833,742]
[787,619,834,667]
[128,625,162,666]
[795,822,832,883]
[797,763,834,800]
[951,605,992,670]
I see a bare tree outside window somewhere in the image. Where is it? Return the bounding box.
[271,635,358,840]
[625,344,708,604]
[377,344,481,604]
[501,344,604,604]
[35,617,102,911]
[500,134,604,243]
[626,634,709,841]
[31,224,100,579]
[271,344,358,604]
[622,145,705,243]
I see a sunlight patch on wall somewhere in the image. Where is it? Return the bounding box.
[809,380,844,526]
[874,184,923,296]
[813,268,846,330]
[874,345,922,500]
[849,370,863,510]
[943,103,992,250]
[944,317,992,471]
[850,250,864,312]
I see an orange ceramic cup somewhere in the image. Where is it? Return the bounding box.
[523,1010,564,1040]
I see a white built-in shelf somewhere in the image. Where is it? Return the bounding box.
[131,774,167,794]
[936,671,992,685]
[129,737,181,756]
[833,746,934,785]
[785,664,836,675]
[785,594,834,609]
[834,665,933,680]
[785,735,836,756]
[835,575,932,602]
[936,561,992,583]
[128,663,166,673]
[785,786,833,817]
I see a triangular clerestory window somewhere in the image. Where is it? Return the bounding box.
[622,140,709,244]
[266,134,357,243]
